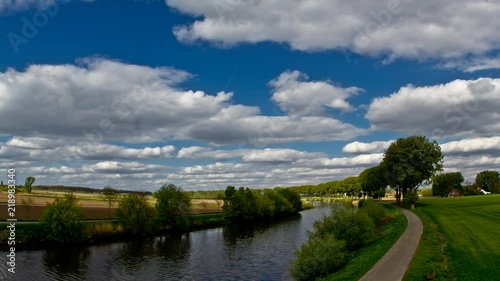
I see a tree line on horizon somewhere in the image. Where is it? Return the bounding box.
[287,136,442,209]
[287,135,499,207]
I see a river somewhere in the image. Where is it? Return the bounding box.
[1,203,334,281]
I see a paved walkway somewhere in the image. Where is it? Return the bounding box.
[358,207,423,281]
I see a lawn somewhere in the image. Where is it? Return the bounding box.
[404,195,500,281]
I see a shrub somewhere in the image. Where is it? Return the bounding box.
[40,193,89,243]
[116,192,156,236]
[404,189,419,205]
[290,235,348,281]
[358,199,367,208]
[264,189,294,217]
[222,186,301,221]
[275,187,302,212]
[358,200,386,226]
[16,224,47,242]
[462,183,480,196]
[310,207,375,251]
[372,189,386,199]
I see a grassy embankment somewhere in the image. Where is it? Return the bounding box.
[404,195,500,281]
[319,203,407,281]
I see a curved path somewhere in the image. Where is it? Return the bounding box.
[359,207,423,281]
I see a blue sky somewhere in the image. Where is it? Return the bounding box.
[1,0,500,191]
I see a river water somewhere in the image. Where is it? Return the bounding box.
[1,203,333,281]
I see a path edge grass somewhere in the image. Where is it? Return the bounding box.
[403,206,454,281]
[319,203,408,281]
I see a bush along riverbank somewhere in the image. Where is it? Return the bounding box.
[290,201,407,281]
[1,185,306,248]
[222,186,303,221]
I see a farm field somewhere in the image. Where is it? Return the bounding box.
[405,195,500,281]
[0,191,221,220]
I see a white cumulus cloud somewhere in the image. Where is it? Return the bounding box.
[269,70,360,117]
[0,59,364,145]
[366,78,500,138]
[167,0,500,63]
[342,140,393,154]
[441,136,500,156]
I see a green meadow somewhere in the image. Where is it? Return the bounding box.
[405,195,500,281]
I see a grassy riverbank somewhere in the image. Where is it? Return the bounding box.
[291,201,407,280]
[404,195,500,281]
[319,203,407,281]
[0,213,224,243]
[0,204,314,246]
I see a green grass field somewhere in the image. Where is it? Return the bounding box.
[405,195,500,281]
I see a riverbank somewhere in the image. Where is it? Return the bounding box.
[291,201,408,280]
[0,212,226,249]
[0,202,332,280]
[318,203,407,280]
[0,203,314,249]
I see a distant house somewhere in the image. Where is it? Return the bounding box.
[448,189,461,197]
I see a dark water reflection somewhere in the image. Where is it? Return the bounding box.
[1,203,333,281]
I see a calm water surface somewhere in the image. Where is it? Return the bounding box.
[1,203,333,281]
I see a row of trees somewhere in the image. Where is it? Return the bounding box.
[290,136,444,209]
[223,186,302,221]
[287,177,363,198]
[116,184,191,236]
[289,135,497,205]
[37,183,303,242]
[38,184,192,242]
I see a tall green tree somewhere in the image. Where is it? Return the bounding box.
[153,184,191,230]
[222,186,240,221]
[101,186,119,218]
[475,171,500,193]
[24,176,35,194]
[116,192,155,236]
[381,136,443,208]
[359,166,387,198]
[432,172,464,197]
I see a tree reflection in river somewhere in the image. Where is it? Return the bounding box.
[155,233,191,260]
[1,203,334,281]
[42,245,91,280]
